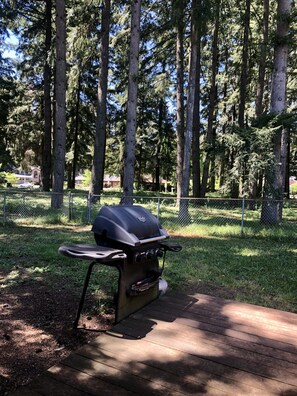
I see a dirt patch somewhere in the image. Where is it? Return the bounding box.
[0,270,114,395]
[0,266,241,395]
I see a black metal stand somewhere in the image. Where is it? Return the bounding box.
[58,242,182,329]
[73,260,95,329]
[58,244,126,328]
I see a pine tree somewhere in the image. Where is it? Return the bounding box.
[172,0,186,200]
[261,0,293,224]
[90,0,111,198]
[200,1,220,198]
[121,0,142,204]
[51,0,67,209]
[41,0,52,191]
[179,0,199,221]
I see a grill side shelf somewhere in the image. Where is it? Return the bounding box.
[58,244,127,262]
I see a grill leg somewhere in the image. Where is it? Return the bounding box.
[73,261,96,329]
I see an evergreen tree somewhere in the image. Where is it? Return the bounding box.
[172,0,186,200]
[51,0,67,209]
[179,0,200,221]
[122,0,142,204]
[90,0,111,198]
[0,20,15,170]
[41,0,53,191]
[200,0,220,197]
[261,0,293,224]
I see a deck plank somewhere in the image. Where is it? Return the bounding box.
[115,315,297,372]
[9,292,297,395]
[79,334,293,395]
[141,296,297,352]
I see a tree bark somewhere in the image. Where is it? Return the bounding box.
[174,0,185,200]
[155,99,164,192]
[90,0,110,199]
[179,0,199,221]
[51,0,66,209]
[200,1,220,198]
[249,0,269,205]
[71,73,81,189]
[238,0,251,129]
[255,0,269,118]
[121,0,142,205]
[41,0,52,192]
[192,5,201,198]
[229,0,250,199]
[261,0,292,224]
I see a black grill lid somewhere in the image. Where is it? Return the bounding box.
[92,205,169,246]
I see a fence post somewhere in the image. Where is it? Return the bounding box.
[241,197,245,235]
[87,193,92,224]
[157,197,160,220]
[3,191,6,224]
[68,192,72,221]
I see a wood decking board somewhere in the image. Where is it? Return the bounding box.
[139,298,297,352]
[83,333,293,395]
[110,321,297,390]
[9,292,297,395]
[114,315,297,372]
[131,308,297,362]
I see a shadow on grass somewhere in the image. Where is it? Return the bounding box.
[0,224,117,394]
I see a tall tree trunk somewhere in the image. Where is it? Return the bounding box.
[41,0,52,192]
[210,130,216,191]
[90,0,110,199]
[249,0,269,205]
[200,1,220,198]
[285,138,290,198]
[219,46,229,189]
[155,99,164,192]
[261,0,292,224]
[121,0,142,205]
[179,0,199,221]
[238,0,250,129]
[230,0,250,198]
[192,5,201,198]
[71,73,81,189]
[255,0,269,118]
[173,0,185,200]
[230,0,250,199]
[51,0,66,209]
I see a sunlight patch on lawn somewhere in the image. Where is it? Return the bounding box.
[0,266,49,288]
[287,248,297,254]
[239,248,260,257]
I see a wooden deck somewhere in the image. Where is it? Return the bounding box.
[11,292,297,395]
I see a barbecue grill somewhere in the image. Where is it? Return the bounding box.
[59,205,181,328]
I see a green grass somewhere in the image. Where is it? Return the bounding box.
[166,233,297,312]
[1,222,297,315]
[0,224,119,301]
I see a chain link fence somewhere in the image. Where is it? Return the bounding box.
[1,190,297,236]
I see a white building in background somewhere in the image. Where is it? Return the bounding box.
[14,167,41,187]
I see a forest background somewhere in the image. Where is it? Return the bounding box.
[0,0,296,224]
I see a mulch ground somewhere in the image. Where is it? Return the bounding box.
[0,269,114,395]
[0,261,240,396]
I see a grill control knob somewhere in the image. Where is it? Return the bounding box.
[156,249,163,258]
[146,250,154,259]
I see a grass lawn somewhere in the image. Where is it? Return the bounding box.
[1,223,297,314]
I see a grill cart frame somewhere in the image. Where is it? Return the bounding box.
[59,206,181,328]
